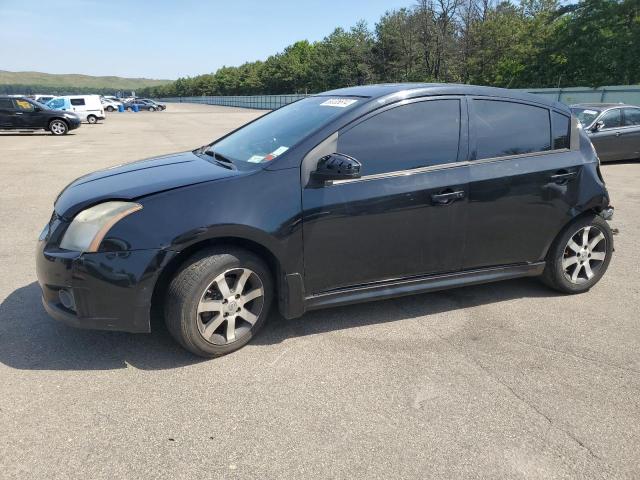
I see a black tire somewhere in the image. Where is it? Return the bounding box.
[106,106,115,112]
[87,115,98,124]
[149,106,156,112]
[541,214,613,294]
[48,119,68,135]
[165,247,273,358]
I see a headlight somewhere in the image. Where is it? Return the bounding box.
[60,201,142,252]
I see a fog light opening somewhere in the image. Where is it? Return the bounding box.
[58,289,76,312]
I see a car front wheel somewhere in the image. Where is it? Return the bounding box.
[541,214,613,294]
[106,106,115,112]
[165,248,273,357]
[49,119,68,135]
[149,107,156,112]
[87,115,98,124]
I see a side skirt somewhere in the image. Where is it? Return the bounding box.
[304,262,546,312]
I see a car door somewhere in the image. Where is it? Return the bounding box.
[620,107,640,160]
[12,98,47,129]
[302,97,469,294]
[589,108,623,161]
[463,98,582,269]
[0,98,16,128]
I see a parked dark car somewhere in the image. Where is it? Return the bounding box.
[124,98,164,111]
[140,98,166,110]
[37,84,614,357]
[571,103,640,162]
[0,96,81,135]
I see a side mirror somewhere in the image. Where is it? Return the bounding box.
[311,153,361,182]
[592,121,604,132]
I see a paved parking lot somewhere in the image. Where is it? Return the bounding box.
[1,104,639,479]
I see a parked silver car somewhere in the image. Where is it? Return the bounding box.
[571,103,640,162]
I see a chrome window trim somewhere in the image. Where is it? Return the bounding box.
[330,148,571,186]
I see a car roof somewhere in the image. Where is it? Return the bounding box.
[316,83,569,112]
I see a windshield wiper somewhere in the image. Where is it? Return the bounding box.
[204,149,234,165]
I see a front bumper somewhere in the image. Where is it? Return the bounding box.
[36,241,176,333]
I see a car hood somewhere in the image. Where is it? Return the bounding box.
[55,151,241,218]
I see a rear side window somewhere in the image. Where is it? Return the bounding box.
[552,112,571,149]
[623,108,640,126]
[473,100,551,159]
[70,98,86,106]
[599,109,621,128]
[337,99,461,176]
[0,98,13,109]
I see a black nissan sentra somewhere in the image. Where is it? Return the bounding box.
[37,84,614,357]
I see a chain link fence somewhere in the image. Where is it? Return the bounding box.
[159,86,640,110]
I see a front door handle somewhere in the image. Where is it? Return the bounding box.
[550,170,577,183]
[615,131,621,137]
[431,190,465,205]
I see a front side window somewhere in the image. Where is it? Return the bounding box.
[552,111,571,149]
[210,96,362,167]
[623,108,640,126]
[14,99,35,112]
[473,100,551,159]
[70,98,86,106]
[599,109,622,128]
[336,99,461,176]
[48,98,65,109]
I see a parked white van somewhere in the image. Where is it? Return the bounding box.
[46,95,105,124]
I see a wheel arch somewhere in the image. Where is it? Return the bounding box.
[150,236,284,328]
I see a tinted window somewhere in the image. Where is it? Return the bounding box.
[623,108,640,126]
[70,98,85,106]
[0,98,14,109]
[14,99,35,112]
[599,109,621,128]
[474,100,551,159]
[552,111,571,149]
[337,99,461,176]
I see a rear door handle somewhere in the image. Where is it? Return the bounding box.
[550,171,577,183]
[431,190,465,205]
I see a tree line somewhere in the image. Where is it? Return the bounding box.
[138,0,638,98]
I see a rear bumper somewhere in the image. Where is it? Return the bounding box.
[36,241,176,333]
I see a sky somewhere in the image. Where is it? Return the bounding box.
[0,0,410,80]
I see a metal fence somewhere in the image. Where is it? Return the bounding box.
[518,86,640,105]
[159,85,640,110]
[159,94,308,110]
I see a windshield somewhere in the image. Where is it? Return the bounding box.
[207,96,362,166]
[571,107,601,127]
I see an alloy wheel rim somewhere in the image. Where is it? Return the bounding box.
[196,268,264,345]
[51,121,65,134]
[562,226,607,284]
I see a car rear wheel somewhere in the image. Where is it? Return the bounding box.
[165,248,273,358]
[49,119,68,135]
[87,115,98,124]
[541,214,613,294]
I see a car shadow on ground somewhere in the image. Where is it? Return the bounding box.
[0,132,76,136]
[0,279,560,371]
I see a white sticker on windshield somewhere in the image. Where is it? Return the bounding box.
[247,155,264,163]
[583,110,598,115]
[271,146,289,156]
[320,98,358,108]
